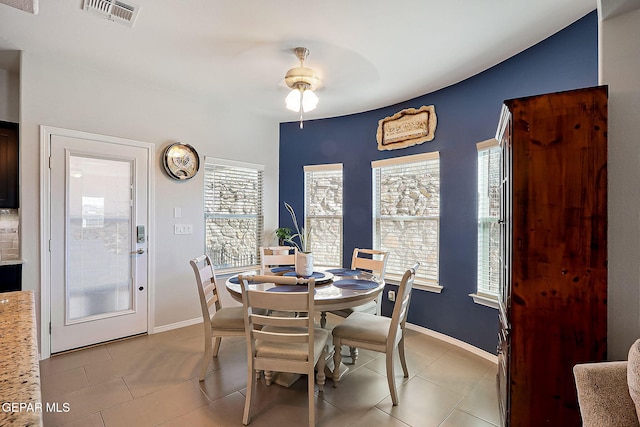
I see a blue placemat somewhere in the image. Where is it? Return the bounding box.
[270,266,295,273]
[266,286,312,292]
[326,268,361,276]
[333,279,378,290]
[283,271,325,279]
[228,276,262,285]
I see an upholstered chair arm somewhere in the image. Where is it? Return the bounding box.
[574,361,639,427]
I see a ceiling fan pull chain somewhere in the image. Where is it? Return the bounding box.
[299,97,304,129]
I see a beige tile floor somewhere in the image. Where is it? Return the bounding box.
[40,314,499,427]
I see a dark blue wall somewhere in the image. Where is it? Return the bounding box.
[279,11,598,353]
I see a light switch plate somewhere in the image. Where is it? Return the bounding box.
[174,224,193,235]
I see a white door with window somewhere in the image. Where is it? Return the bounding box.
[48,132,151,353]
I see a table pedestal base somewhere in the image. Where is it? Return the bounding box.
[273,372,302,387]
[271,345,351,387]
[325,356,350,381]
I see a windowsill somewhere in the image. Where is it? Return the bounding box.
[216,265,261,278]
[386,278,443,294]
[415,283,443,293]
[469,293,499,309]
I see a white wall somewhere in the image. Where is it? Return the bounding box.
[0,67,19,122]
[18,52,280,342]
[600,7,640,359]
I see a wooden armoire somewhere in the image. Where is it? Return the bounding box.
[496,86,608,427]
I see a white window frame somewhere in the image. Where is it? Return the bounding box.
[204,157,264,273]
[304,163,343,267]
[471,138,500,309]
[372,152,442,293]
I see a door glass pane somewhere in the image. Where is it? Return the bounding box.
[67,155,133,321]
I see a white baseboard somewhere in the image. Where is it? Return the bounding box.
[151,317,497,364]
[151,317,202,334]
[405,322,498,364]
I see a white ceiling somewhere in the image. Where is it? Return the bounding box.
[0,1,600,122]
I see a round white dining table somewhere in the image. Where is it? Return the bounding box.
[224,266,385,313]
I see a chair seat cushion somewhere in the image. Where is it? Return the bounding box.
[574,361,639,427]
[627,338,640,423]
[211,306,245,331]
[255,326,330,362]
[332,312,391,346]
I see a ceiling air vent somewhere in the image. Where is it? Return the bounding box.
[0,0,39,14]
[83,0,140,27]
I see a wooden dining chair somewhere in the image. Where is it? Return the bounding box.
[259,246,296,275]
[238,274,330,426]
[323,248,390,327]
[331,262,419,406]
[189,254,245,381]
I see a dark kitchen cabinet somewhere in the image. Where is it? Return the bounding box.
[496,86,608,427]
[0,264,22,293]
[0,121,19,208]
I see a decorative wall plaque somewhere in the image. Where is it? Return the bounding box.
[376,105,437,151]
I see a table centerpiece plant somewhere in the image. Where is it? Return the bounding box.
[271,227,293,255]
[283,202,313,276]
[274,227,293,246]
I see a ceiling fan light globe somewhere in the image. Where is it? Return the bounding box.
[286,89,302,111]
[302,90,318,112]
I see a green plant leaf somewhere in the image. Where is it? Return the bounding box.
[283,202,310,252]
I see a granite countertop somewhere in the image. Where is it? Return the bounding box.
[0,260,24,266]
[0,291,43,426]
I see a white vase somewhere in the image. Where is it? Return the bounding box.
[295,252,314,277]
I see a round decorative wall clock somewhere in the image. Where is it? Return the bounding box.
[163,142,200,180]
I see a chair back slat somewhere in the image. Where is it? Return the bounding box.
[245,289,310,312]
[202,282,219,302]
[351,248,390,280]
[198,266,212,285]
[250,313,309,329]
[260,246,297,274]
[253,329,310,344]
[189,255,223,323]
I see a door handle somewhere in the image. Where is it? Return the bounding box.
[132,248,145,255]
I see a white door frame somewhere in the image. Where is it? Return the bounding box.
[40,125,156,359]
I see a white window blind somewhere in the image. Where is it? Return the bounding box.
[204,158,264,270]
[372,152,440,286]
[477,139,500,297]
[304,164,343,266]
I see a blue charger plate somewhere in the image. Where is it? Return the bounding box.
[326,268,361,276]
[270,266,295,273]
[228,276,262,285]
[333,279,378,290]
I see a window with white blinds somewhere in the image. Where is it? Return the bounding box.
[304,164,343,266]
[476,139,500,298]
[372,152,440,287]
[204,158,264,271]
